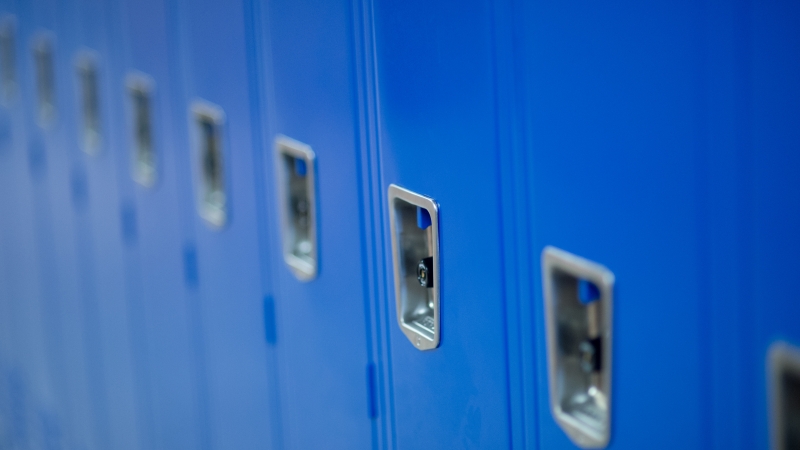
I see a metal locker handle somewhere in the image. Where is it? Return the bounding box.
[542,246,614,448]
[275,135,318,281]
[388,184,440,351]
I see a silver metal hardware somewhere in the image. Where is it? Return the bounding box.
[33,34,55,126]
[275,135,318,281]
[542,246,614,448]
[126,73,156,187]
[76,52,101,154]
[769,341,800,450]
[388,184,440,351]
[0,17,17,104]
[191,101,226,228]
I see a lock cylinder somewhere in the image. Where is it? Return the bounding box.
[417,256,434,288]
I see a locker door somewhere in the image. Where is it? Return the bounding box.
[64,0,147,447]
[519,0,706,448]
[17,0,102,447]
[116,0,209,447]
[171,0,276,447]
[748,2,800,449]
[257,0,376,448]
[0,30,13,437]
[703,1,752,448]
[0,5,19,381]
[0,0,60,446]
[370,0,512,447]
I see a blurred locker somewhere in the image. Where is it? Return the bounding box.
[254,0,378,448]
[16,0,101,447]
[0,0,59,447]
[170,0,277,447]
[368,0,513,447]
[518,0,706,449]
[61,0,146,447]
[0,4,20,388]
[114,0,210,446]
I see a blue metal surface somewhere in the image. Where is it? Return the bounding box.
[19,0,101,447]
[66,0,143,448]
[254,0,376,448]
[115,0,207,447]
[518,0,706,448]
[370,0,512,447]
[703,1,752,448]
[0,0,798,449]
[171,0,276,448]
[748,2,800,448]
[0,1,56,447]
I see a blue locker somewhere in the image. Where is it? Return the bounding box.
[0,2,60,446]
[703,3,800,448]
[256,0,377,447]
[702,0,751,448]
[62,0,148,447]
[115,0,209,447]
[17,0,101,447]
[747,1,800,448]
[171,0,276,447]
[518,0,706,448]
[0,9,19,398]
[369,0,513,447]
[0,0,19,400]
[6,2,800,449]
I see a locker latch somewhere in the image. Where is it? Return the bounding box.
[127,73,156,187]
[191,101,227,228]
[275,135,318,281]
[542,246,614,448]
[388,184,440,351]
